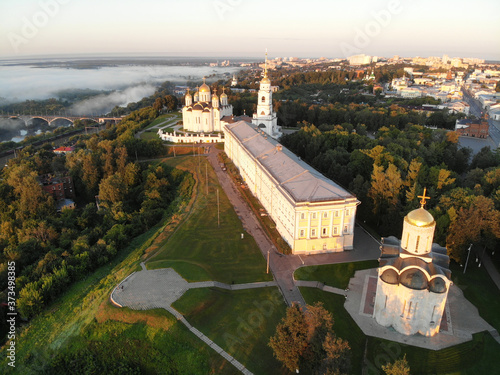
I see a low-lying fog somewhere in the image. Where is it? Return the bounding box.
[0,61,240,142]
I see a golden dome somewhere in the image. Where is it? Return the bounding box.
[406,208,434,227]
[199,83,210,93]
[220,92,227,98]
[261,76,271,84]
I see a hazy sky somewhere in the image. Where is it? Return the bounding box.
[1,0,499,59]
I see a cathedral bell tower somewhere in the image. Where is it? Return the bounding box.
[252,50,281,139]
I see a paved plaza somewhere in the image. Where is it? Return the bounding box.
[110,264,278,375]
[343,268,498,350]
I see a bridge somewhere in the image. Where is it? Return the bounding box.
[0,114,122,126]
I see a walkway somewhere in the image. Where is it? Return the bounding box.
[206,147,381,308]
[135,116,178,139]
[111,265,278,375]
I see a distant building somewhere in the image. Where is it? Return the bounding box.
[53,146,75,154]
[231,74,238,87]
[39,174,76,201]
[348,54,373,65]
[224,121,359,254]
[373,191,452,337]
[455,118,489,138]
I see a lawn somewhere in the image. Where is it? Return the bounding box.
[1,203,232,374]
[44,308,234,375]
[144,113,180,130]
[139,130,161,140]
[449,260,500,332]
[172,287,289,375]
[147,156,273,284]
[294,260,379,289]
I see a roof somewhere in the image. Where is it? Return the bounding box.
[379,236,452,288]
[225,121,356,203]
[406,208,434,227]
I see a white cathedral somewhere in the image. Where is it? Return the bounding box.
[373,190,452,337]
[182,78,233,133]
[182,53,281,138]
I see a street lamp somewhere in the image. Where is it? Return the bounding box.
[463,244,473,274]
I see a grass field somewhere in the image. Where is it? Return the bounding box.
[449,260,500,332]
[294,260,379,289]
[1,207,232,374]
[147,156,273,284]
[144,113,180,130]
[172,287,289,375]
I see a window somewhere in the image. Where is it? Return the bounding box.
[300,213,305,220]
[344,225,348,233]
[415,235,420,252]
[262,96,266,103]
[323,212,328,218]
[334,227,338,235]
[335,210,339,217]
[311,229,316,237]
[345,209,349,216]
[312,212,317,219]
[299,229,305,237]
[322,227,328,236]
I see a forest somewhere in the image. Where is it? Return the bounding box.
[0,103,191,341]
[280,123,500,263]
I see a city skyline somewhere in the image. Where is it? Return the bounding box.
[1,0,499,60]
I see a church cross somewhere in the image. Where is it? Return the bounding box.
[418,188,430,208]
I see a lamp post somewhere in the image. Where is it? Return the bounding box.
[463,244,473,274]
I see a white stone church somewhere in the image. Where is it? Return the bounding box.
[373,191,452,336]
[182,78,233,133]
[181,53,281,139]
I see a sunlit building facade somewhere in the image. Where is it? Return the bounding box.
[224,121,359,254]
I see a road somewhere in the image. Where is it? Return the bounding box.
[461,87,500,147]
[205,147,380,307]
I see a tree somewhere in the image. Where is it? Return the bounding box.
[382,354,410,375]
[269,303,308,372]
[369,163,403,216]
[447,195,500,262]
[269,303,351,374]
[98,174,128,209]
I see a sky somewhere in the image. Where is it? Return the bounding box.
[1,0,500,60]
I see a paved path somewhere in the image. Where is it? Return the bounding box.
[206,147,306,306]
[206,147,381,308]
[111,267,278,374]
[135,116,178,139]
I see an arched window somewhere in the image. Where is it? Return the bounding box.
[261,96,266,103]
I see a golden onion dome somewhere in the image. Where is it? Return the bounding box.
[220,91,227,98]
[406,208,434,227]
[261,76,271,84]
[199,83,210,93]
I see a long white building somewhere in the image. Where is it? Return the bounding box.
[224,121,359,254]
